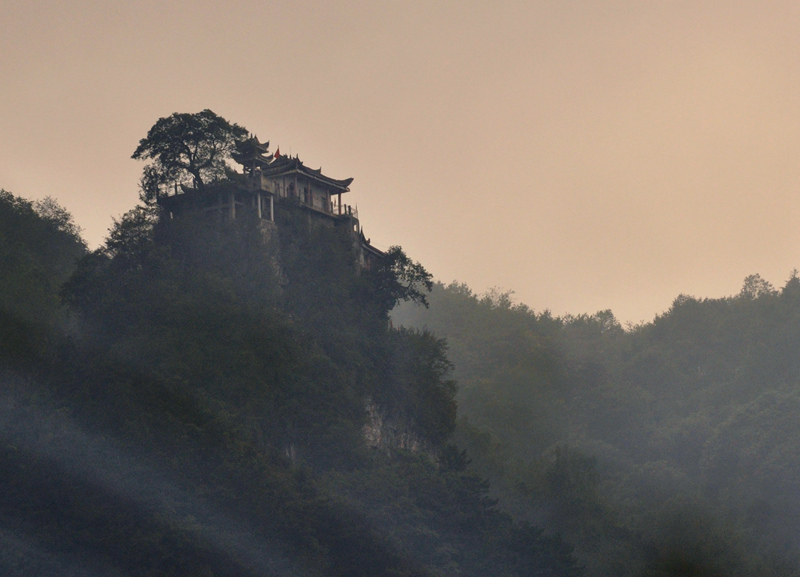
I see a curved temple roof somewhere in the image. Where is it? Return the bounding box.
[232,136,272,170]
[257,155,353,192]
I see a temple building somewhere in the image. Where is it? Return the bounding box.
[157,136,385,268]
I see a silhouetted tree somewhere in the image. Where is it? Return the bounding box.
[368,246,433,315]
[132,109,248,202]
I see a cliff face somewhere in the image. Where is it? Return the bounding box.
[94,202,454,463]
[363,400,424,452]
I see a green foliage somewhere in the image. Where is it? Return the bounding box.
[132,109,249,201]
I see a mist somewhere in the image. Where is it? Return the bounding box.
[4,3,800,572]
[395,279,800,575]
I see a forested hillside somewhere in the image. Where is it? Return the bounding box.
[7,110,800,577]
[0,189,580,577]
[395,280,800,576]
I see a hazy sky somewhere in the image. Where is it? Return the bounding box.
[3,0,800,323]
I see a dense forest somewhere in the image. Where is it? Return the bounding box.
[4,111,800,576]
[395,277,800,576]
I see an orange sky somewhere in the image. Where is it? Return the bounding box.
[3,0,800,323]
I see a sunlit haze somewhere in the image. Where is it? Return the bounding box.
[3,0,800,323]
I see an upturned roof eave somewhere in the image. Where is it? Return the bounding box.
[260,159,353,192]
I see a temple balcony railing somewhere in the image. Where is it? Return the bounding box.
[331,203,358,220]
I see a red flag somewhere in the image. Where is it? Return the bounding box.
[274,147,280,159]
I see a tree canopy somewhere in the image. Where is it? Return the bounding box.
[0,190,86,359]
[132,109,248,202]
[368,246,434,314]
[394,279,800,577]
